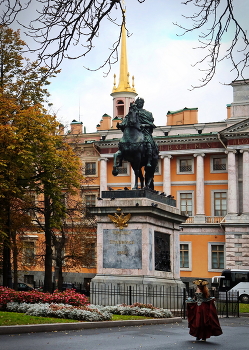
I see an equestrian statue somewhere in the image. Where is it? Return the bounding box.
[112,97,159,190]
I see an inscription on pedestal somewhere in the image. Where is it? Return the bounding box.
[103,229,142,269]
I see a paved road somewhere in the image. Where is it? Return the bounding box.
[1,317,249,350]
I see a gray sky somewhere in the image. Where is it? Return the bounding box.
[10,0,249,132]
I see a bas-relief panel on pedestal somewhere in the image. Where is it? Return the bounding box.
[103,229,142,269]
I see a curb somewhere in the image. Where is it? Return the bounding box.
[0,317,182,335]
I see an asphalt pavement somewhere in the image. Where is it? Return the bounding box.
[0,316,249,350]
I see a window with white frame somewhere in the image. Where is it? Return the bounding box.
[180,243,192,270]
[117,161,129,175]
[154,159,161,175]
[85,194,96,207]
[208,243,224,271]
[85,162,96,175]
[23,241,35,265]
[214,192,227,216]
[60,193,68,207]
[83,242,96,267]
[27,193,36,218]
[24,275,34,285]
[177,158,194,174]
[211,155,227,173]
[180,193,193,216]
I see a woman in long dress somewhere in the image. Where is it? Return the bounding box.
[186,279,223,341]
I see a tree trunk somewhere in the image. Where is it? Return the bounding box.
[57,257,63,291]
[2,202,12,288]
[12,230,18,290]
[43,194,53,293]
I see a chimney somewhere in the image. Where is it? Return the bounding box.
[96,114,112,131]
[112,116,122,129]
[167,107,198,126]
[226,104,231,119]
[70,120,83,134]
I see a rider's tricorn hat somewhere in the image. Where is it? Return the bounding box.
[193,279,209,286]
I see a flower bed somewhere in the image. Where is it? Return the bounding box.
[99,303,173,318]
[1,287,173,322]
[6,302,111,322]
[0,287,89,307]
[6,302,173,322]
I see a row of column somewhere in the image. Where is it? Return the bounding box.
[99,150,249,215]
[226,149,249,215]
[162,153,205,217]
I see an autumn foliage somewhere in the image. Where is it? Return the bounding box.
[0,25,93,292]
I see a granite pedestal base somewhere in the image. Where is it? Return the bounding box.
[89,190,187,307]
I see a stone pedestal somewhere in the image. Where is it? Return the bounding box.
[89,190,187,307]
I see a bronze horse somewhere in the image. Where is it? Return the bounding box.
[112,104,158,190]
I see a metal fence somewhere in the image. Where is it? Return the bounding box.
[35,280,90,296]
[91,283,184,316]
[90,283,240,319]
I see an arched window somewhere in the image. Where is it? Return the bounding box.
[116,100,124,117]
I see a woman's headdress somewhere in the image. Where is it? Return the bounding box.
[192,279,209,286]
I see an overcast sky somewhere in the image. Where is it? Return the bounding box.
[12,1,249,133]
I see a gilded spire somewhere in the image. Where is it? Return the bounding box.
[112,11,136,94]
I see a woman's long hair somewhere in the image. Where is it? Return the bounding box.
[198,284,210,298]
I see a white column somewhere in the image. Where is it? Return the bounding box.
[240,149,249,214]
[162,155,172,195]
[194,153,205,216]
[99,157,108,194]
[226,150,238,215]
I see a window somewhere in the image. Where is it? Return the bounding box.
[214,192,227,216]
[27,193,36,218]
[208,242,225,270]
[154,232,171,272]
[154,159,161,175]
[211,155,227,173]
[23,241,35,265]
[116,99,124,117]
[60,193,68,207]
[118,161,129,175]
[85,194,96,207]
[85,162,96,175]
[179,159,192,172]
[211,244,224,269]
[180,244,189,268]
[180,193,193,216]
[24,275,34,285]
[177,157,194,174]
[83,243,96,267]
[180,242,192,271]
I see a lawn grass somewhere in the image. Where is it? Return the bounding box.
[0,312,79,326]
[239,303,249,313]
[112,314,152,321]
[0,311,152,326]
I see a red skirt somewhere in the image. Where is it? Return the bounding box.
[187,299,223,339]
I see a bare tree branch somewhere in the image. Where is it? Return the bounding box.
[0,0,31,25]
[175,0,249,88]
[2,1,249,85]
[1,0,127,74]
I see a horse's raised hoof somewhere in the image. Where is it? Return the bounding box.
[112,168,119,176]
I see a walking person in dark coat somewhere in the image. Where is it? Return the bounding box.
[186,279,223,342]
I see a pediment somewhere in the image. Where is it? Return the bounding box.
[219,118,249,138]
